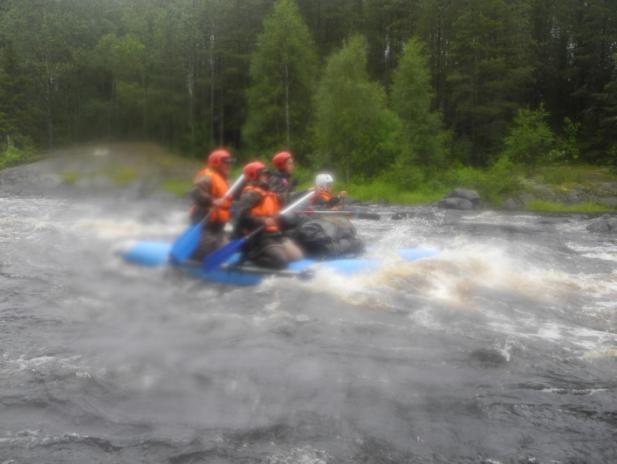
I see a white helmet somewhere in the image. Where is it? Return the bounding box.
[315,173,334,187]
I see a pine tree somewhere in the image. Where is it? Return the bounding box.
[568,0,617,160]
[446,0,533,165]
[313,35,402,180]
[243,0,318,159]
[0,41,31,148]
[391,37,446,168]
[596,53,617,165]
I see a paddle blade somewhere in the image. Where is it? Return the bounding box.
[202,237,247,273]
[170,222,202,262]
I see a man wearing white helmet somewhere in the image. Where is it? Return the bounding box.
[312,172,347,209]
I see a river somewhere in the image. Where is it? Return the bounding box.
[1,147,616,463]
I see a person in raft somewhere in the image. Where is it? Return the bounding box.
[268,150,297,206]
[189,148,235,260]
[311,173,347,209]
[233,161,304,269]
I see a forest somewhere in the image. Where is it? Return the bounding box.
[0,0,616,191]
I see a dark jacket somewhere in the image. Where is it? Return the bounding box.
[268,170,296,206]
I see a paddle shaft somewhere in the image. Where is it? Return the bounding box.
[244,189,316,240]
[200,189,315,272]
[169,174,245,262]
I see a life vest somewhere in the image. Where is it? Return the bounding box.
[244,185,280,233]
[312,189,334,205]
[193,167,231,223]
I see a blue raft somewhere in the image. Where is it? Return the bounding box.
[121,240,438,286]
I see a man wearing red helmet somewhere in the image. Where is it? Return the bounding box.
[190,148,235,259]
[233,161,303,269]
[268,151,296,206]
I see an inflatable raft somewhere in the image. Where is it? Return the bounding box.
[121,240,438,286]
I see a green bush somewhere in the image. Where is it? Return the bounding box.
[0,145,26,169]
[502,106,556,166]
[444,156,522,205]
[344,176,446,205]
[526,200,614,213]
[556,117,581,161]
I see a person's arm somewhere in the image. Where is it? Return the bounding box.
[233,190,264,236]
[326,196,342,208]
[191,175,213,207]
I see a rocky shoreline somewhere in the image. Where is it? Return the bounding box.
[436,183,617,212]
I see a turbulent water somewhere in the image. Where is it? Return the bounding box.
[1,148,617,463]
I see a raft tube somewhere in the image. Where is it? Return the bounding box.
[121,240,438,286]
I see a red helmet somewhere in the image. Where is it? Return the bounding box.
[207,149,232,168]
[272,151,292,171]
[243,161,267,181]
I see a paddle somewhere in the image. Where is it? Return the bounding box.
[201,189,315,273]
[169,174,245,262]
[298,209,381,220]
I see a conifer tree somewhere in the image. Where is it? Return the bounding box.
[314,35,402,180]
[0,42,30,149]
[391,37,446,168]
[447,0,533,165]
[243,0,318,158]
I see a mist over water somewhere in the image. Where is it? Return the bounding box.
[1,149,617,463]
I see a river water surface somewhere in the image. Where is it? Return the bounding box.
[1,148,616,463]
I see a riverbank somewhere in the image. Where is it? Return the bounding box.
[3,142,617,213]
[341,163,617,213]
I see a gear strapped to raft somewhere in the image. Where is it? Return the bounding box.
[290,216,364,258]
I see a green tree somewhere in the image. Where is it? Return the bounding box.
[595,54,617,165]
[1,0,81,148]
[502,106,556,166]
[243,0,319,158]
[447,0,533,165]
[417,0,455,115]
[0,42,31,149]
[568,0,617,160]
[314,35,402,180]
[361,0,419,84]
[391,37,446,168]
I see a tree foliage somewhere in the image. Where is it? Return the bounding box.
[391,37,445,168]
[502,106,556,166]
[0,0,615,170]
[314,35,401,180]
[243,0,318,159]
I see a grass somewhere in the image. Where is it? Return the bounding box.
[161,178,192,197]
[109,167,138,186]
[344,179,447,205]
[62,170,81,185]
[526,199,615,213]
[0,145,29,170]
[535,164,617,188]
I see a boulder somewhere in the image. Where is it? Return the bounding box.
[563,189,585,204]
[437,188,480,210]
[503,197,522,211]
[587,215,617,233]
[448,188,481,205]
[391,212,411,220]
[438,197,474,210]
[597,197,617,208]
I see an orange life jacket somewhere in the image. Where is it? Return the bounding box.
[312,189,334,205]
[244,185,280,233]
[193,167,231,223]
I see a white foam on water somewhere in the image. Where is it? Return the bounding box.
[303,266,396,310]
[266,446,331,464]
[1,353,94,379]
[72,216,183,241]
[540,387,609,395]
[566,241,617,263]
[536,322,563,342]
